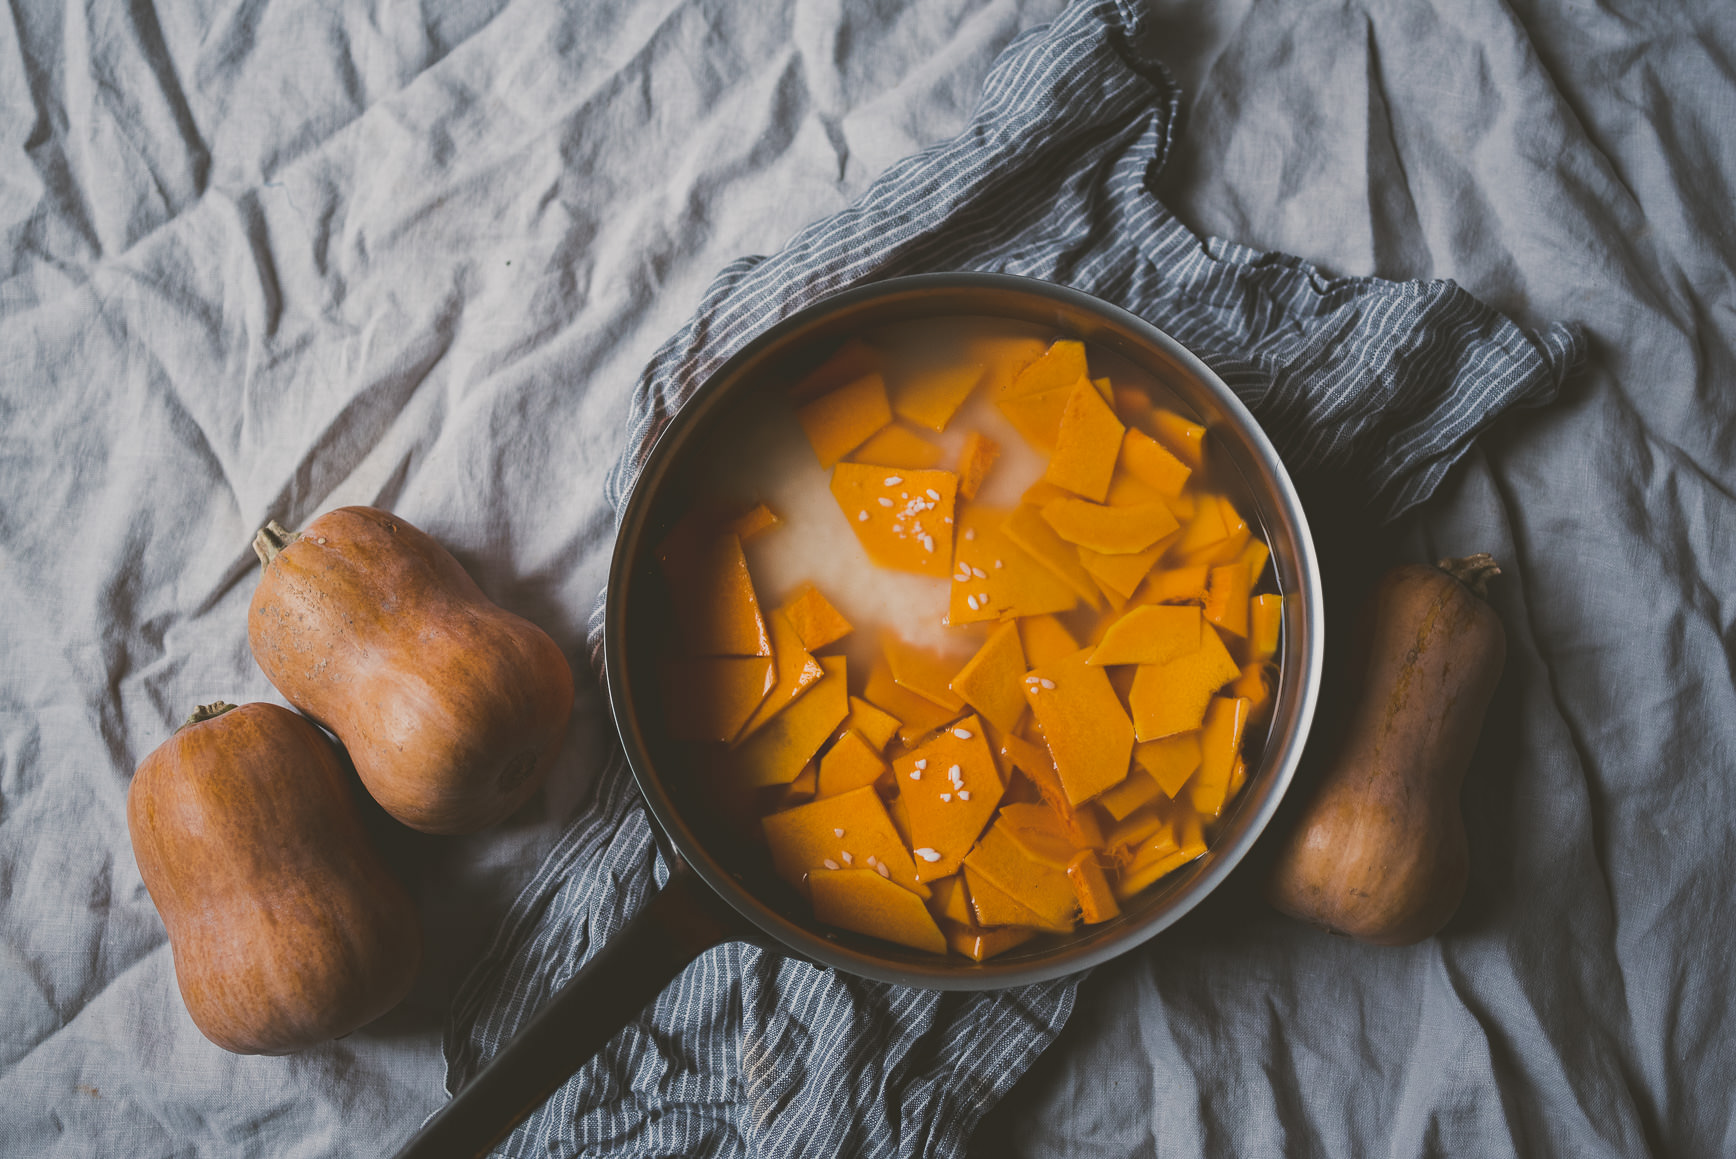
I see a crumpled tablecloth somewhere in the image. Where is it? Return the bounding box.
[2,0,1731,1155]
[440,3,1578,1155]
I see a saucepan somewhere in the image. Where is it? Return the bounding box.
[395,273,1324,1157]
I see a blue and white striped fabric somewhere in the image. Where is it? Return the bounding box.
[444,0,1583,1155]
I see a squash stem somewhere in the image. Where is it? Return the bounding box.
[179,701,238,732]
[1437,553,1501,600]
[253,520,300,569]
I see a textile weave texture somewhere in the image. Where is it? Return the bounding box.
[443,1,1582,1154]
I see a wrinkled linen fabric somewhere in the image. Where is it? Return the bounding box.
[0,2,1730,1159]
[968,3,1736,1159]
[0,0,1077,1153]
[441,2,1579,1157]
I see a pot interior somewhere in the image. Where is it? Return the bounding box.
[605,274,1322,989]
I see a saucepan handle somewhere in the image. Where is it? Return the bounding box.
[393,859,747,1158]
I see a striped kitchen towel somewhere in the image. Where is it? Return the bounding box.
[443,0,1583,1155]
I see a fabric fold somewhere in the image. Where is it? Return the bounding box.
[445,1,1582,1154]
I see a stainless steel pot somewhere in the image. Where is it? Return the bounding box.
[396,272,1323,1157]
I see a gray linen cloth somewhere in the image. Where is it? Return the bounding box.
[442,2,1580,1154]
[10,0,1729,1153]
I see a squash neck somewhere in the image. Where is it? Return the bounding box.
[253,520,300,569]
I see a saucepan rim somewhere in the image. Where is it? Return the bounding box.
[602,271,1323,990]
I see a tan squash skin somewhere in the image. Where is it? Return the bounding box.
[127,702,422,1054]
[247,506,575,834]
[1267,556,1506,945]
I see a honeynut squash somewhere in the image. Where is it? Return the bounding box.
[127,702,422,1054]
[248,507,575,835]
